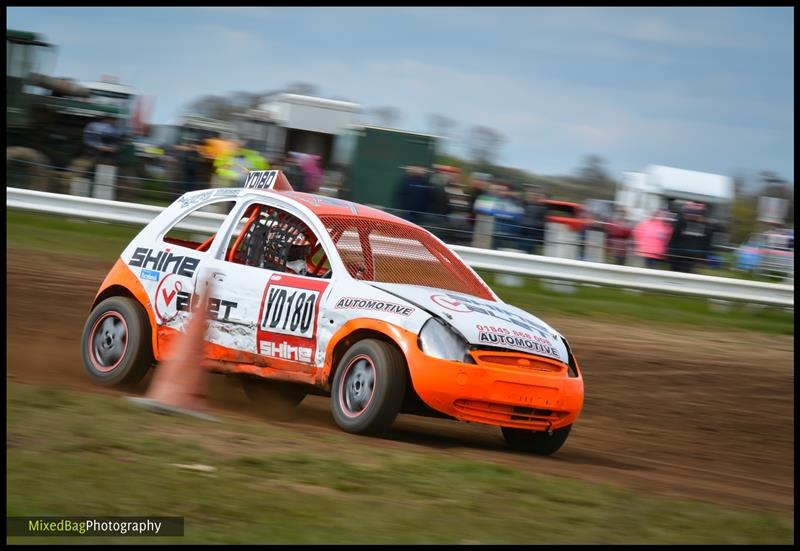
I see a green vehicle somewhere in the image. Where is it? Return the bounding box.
[7,29,137,189]
[334,126,438,208]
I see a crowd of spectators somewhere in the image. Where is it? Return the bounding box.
[391,166,743,275]
[78,118,789,277]
[81,117,334,200]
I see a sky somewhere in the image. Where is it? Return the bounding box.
[6,6,795,182]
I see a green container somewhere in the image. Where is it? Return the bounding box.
[338,126,437,208]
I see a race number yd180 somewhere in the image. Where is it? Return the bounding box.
[261,285,319,338]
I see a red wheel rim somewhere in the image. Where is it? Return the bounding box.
[88,311,129,373]
[338,354,376,418]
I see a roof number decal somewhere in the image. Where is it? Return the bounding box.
[244,170,279,189]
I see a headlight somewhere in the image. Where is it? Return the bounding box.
[418,318,474,363]
[561,336,580,378]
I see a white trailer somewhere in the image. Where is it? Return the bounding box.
[617,165,734,223]
[256,93,362,165]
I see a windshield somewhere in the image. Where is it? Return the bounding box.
[319,215,495,300]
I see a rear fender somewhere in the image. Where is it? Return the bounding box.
[92,258,160,359]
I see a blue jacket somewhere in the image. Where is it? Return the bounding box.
[394,175,432,221]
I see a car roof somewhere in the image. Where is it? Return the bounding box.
[193,186,413,226]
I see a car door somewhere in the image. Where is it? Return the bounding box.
[200,197,334,369]
[144,197,240,343]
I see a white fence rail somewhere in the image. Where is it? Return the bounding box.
[7,188,794,308]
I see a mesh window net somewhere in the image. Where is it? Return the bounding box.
[320,215,495,301]
[235,206,314,272]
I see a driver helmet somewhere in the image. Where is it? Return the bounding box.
[285,241,310,275]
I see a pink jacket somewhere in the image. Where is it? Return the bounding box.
[633,217,673,259]
[301,154,324,193]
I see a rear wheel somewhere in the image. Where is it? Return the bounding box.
[242,377,308,420]
[330,339,406,436]
[81,296,153,388]
[501,425,572,456]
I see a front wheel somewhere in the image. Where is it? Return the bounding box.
[81,296,154,388]
[330,339,406,436]
[501,425,572,456]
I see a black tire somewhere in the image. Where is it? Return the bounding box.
[81,296,153,388]
[330,339,406,436]
[241,377,308,420]
[501,425,572,456]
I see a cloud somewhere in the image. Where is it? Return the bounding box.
[6,6,793,180]
[607,8,793,52]
[192,7,281,19]
[267,56,792,177]
[200,24,264,50]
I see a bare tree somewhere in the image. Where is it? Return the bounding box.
[370,106,402,128]
[465,125,504,166]
[229,91,262,111]
[285,82,319,96]
[758,171,788,196]
[183,89,275,122]
[576,154,611,185]
[182,95,236,121]
[428,113,458,155]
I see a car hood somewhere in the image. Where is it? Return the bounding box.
[368,282,569,364]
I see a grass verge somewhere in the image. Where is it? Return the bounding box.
[7,210,141,260]
[6,382,793,544]
[486,273,793,335]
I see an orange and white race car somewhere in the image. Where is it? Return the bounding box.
[82,170,584,455]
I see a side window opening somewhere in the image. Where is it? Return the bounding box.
[328,226,370,280]
[162,200,237,251]
[225,203,332,278]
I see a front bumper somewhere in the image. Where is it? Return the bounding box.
[405,345,584,431]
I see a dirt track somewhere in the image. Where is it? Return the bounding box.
[6,248,795,515]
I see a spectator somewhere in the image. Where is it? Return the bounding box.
[465,172,491,231]
[475,181,524,250]
[421,169,452,239]
[201,134,236,161]
[213,140,269,188]
[393,166,431,224]
[83,115,120,180]
[667,202,713,273]
[496,183,525,250]
[439,170,472,245]
[605,206,632,265]
[519,186,547,255]
[473,182,500,216]
[280,154,308,193]
[299,154,324,193]
[467,172,491,213]
[176,138,205,194]
[632,209,674,269]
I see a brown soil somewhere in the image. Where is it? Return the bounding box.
[6,248,794,515]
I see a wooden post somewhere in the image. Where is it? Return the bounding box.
[471,214,495,250]
[92,164,117,201]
